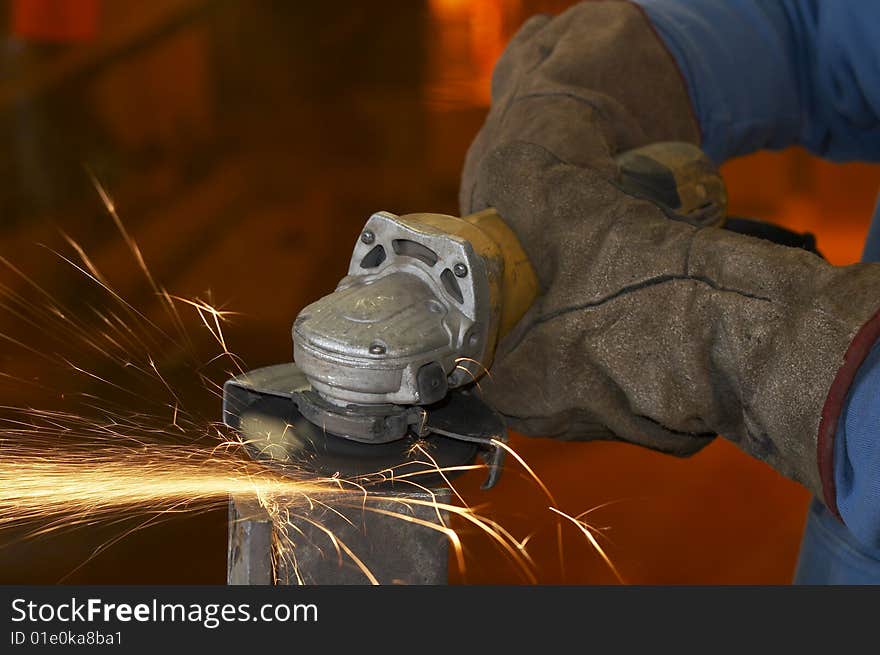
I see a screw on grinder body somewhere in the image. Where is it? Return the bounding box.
[223,208,539,489]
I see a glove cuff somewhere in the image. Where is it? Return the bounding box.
[626,0,703,147]
[818,307,880,518]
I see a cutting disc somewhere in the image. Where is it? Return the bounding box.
[237,395,478,488]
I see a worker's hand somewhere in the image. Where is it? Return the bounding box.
[468,2,880,511]
[460,1,703,456]
[477,138,880,505]
[461,2,880,511]
[460,2,699,215]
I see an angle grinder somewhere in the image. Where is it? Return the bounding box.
[222,142,817,490]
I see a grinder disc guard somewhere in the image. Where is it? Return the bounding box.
[237,395,478,486]
[223,364,506,489]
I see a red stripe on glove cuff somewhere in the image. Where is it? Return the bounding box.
[818,306,880,519]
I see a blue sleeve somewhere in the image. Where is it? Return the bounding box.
[835,340,880,550]
[836,211,880,552]
[633,0,880,164]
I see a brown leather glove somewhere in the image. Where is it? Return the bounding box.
[460,1,698,212]
[461,2,880,508]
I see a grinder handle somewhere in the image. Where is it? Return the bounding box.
[615,142,824,256]
[614,141,727,227]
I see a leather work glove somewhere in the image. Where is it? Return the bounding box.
[460,1,698,213]
[461,1,880,509]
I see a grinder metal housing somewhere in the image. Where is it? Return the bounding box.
[223,208,538,488]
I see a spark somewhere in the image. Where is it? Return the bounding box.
[285,513,380,585]
[491,438,556,505]
[167,295,239,352]
[85,166,189,345]
[549,506,624,584]
[0,175,626,585]
[410,442,467,508]
[454,356,493,380]
[0,443,335,535]
[491,437,568,579]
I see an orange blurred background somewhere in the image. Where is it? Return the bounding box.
[0,0,877,584]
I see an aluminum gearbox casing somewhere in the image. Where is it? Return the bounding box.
[223,207,536,488]
[293,209,537,409]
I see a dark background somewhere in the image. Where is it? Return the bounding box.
[1,0,878,584]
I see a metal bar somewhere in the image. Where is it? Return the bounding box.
[228,488,452,585]
[227,494,273,585]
